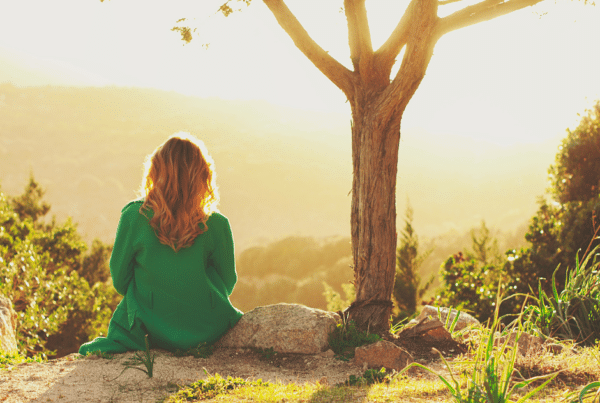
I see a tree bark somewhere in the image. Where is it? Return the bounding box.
[346,92,403,332]
[345,0,439,333]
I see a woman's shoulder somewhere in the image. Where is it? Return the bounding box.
[206,211,229,227]
[119,199,146,220]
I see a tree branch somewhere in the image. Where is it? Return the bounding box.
[438,0,545,35]
[377,0,439,124]
[373,0,415,77]
[263,0,355,98]
[344,0,374,78]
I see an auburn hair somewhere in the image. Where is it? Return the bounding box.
[139,132,219,252]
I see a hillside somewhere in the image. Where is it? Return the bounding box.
[0,84,559,252]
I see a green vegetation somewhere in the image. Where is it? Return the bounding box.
[436,102,600,326]
[524,244,600,346]
[0,175,117,358]
[117,335,156,379]
[344,368,389,386]
[393,201,434,323]
[164,373,271,402]
[327,317,381,360]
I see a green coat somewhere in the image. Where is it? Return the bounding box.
[79,200,243,355]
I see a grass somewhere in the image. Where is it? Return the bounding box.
[158,341,600,402]
[159,290,600,402]
[328,315,381,360]
[0,349,46,370]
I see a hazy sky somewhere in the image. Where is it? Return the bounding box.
[1,0,599,147]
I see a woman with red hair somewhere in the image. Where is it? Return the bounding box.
[79,133,243,355]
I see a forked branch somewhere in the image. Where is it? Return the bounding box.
[344,0,374,77]
[263,0,355,98]
[438,0,545,35]
[373,0,415,78]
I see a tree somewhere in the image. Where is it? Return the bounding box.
[469,221,502,267]
[549,101,600,205]
[510,102,600,293]
[393,202,433,322]
[9,172,50,224]
[166,0,592,331]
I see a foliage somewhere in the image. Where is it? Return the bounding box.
[0,349,45,370]
[327,317,381,361]
[524,245,600,346]
[8,172,50,223]
[549,101,600,205]
[166,371,270,402]
[434,221,525,323]
[398,298,558,403]
[323,281,355,312]
[344,368,389,386]
[514,103,600,296]
[0,177,117,357]
[393,203,434,322]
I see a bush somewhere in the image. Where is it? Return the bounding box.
[524,245,600,345]
[0,177,117,357]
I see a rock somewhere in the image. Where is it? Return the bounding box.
[353,340,413,371]
[412,306,480,331]
[0,295,18,354]
[216,303,340,354]
[545,343,565,355]
[320,349,335,358]
[496,331,544,356]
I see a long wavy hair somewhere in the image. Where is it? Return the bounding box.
[139,132,219,252]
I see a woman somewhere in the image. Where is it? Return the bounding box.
[79,133,243,355]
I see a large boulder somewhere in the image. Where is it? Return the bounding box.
[0,295,18,354]
[412,305,480,331]
[216,303,340,354]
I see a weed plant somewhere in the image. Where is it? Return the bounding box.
[397,291,558,402]
[524,244,600,346]
[328,315,381,360]
[254,347,276,361]
[344,368,389,386]
[114,335,155,379]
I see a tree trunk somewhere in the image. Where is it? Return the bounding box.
[345,0,439,333]
[346,90,404,333]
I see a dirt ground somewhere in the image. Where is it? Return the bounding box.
[0,334,466,403]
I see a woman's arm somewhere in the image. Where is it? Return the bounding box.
[210,215,237,296]
[109,205,137,296]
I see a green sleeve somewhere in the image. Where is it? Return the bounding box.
[109,204,138,296]
[210,215,237,296]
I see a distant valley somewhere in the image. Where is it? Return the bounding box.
[0,84,561,253]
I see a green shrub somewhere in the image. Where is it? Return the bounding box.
[524,245,600,345]
[0,177,118,357]
[328,317,381,360]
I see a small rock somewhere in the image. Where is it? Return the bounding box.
[545,343,565,355]
[320,349,335,358]
[425,325,453,341]
[353,340,413,371]
[496,332,544,356]
[216,303,340,354]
